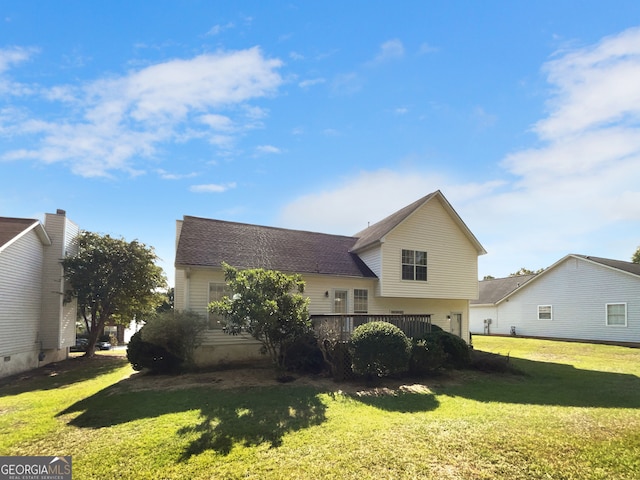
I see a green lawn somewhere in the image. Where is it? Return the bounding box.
[1,337,639,479]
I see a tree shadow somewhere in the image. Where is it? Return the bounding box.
[347,385,440,413]
[57,381,327,460]
[444,353,640,409]
[0,355,128,398]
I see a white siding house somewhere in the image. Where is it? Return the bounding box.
[0,210,79,378]
[470,255,640,345]
[175,191,486,365]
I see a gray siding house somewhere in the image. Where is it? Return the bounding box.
[174,190,486,365]
[0,210,79,378]
[470,255,640,345]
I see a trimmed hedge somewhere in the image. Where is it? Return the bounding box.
[349,321,412,378]
[126,330,182,374]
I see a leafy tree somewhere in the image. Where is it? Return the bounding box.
[482,275,495,280]
[208,263,311,370]
[62,231,167,357]
[510,267,544,276]
[632,246,640,264]
[156,287,175,313]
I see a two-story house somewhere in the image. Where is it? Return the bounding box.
[174,190,486,365]
[0,210,79,378]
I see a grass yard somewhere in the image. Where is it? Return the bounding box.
[1,337,639,479]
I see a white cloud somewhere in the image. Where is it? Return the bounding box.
[1,47,284,177]
[157,169,198,180]
[255,144,281,154]
[189,182,237,193]
[298,77,325,88]
[278,27,640,278]
[369,39,405,65]
[0,46,35,73]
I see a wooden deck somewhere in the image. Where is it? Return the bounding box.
[310,314,433,341]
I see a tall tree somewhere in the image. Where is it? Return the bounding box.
[632,246,640,264]
[63,231,167,357]
[208,263,310,370]
[510,267,544,277]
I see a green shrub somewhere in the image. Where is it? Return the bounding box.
[126,330,182,373]
[409,337,447,375]
[349,321,412,378]
[418,331,470,369]
[283,333,325,374]
[140,310,208,369]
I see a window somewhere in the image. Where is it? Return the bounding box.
[354,289,368,314]
[209,282,230,329]
[606,303,627,327]
[402,249,427,281]
[538,305,552,320]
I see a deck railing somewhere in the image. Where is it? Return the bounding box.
[310,314,432,342]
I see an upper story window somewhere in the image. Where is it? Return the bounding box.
[538,305,552,320]
[354,289,368,314]
[402,249,427,281]
[606,303,627,327]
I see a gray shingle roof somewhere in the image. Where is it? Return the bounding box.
[471,274,537,305]
[572,255,640,277]
[175,216,377,278]
[0,217,38,250]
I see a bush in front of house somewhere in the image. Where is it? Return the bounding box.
[415,330,471,369]
[127,330,182,373]
[282,332,325,374]
[408,336,448,375]
[349,321,412,379]
[140,310,208,370]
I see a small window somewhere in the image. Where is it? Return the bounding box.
[354,289,368,314]
[538,305,552,320]
[606,303,627,327]
[402,249,427,281]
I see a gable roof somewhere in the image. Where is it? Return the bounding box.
[0,217,51,252]
[571,254,640,277]
[175,216,377,278]
[350,190,487,255]
[473,254,640,306]
[471,274,537,305]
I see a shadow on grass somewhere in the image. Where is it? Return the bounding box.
[445,351,640,409]
[0,355,129,398]
[349,388,440,413]
[57,382,327,460]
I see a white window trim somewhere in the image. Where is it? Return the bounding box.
[354,288,368,314]
[537,305,552,320]
[605,302,627,327]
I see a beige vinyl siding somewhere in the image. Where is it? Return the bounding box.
[380,197,479,299]
[355,246,382,296]
[0,228,44,358]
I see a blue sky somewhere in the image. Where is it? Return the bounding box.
[2,1,640,285]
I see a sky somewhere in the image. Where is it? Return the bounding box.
[2,1,640,286]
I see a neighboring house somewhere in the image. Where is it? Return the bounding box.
[470,254,640,345]
[0,210,79,378]
[174,190,486,365]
